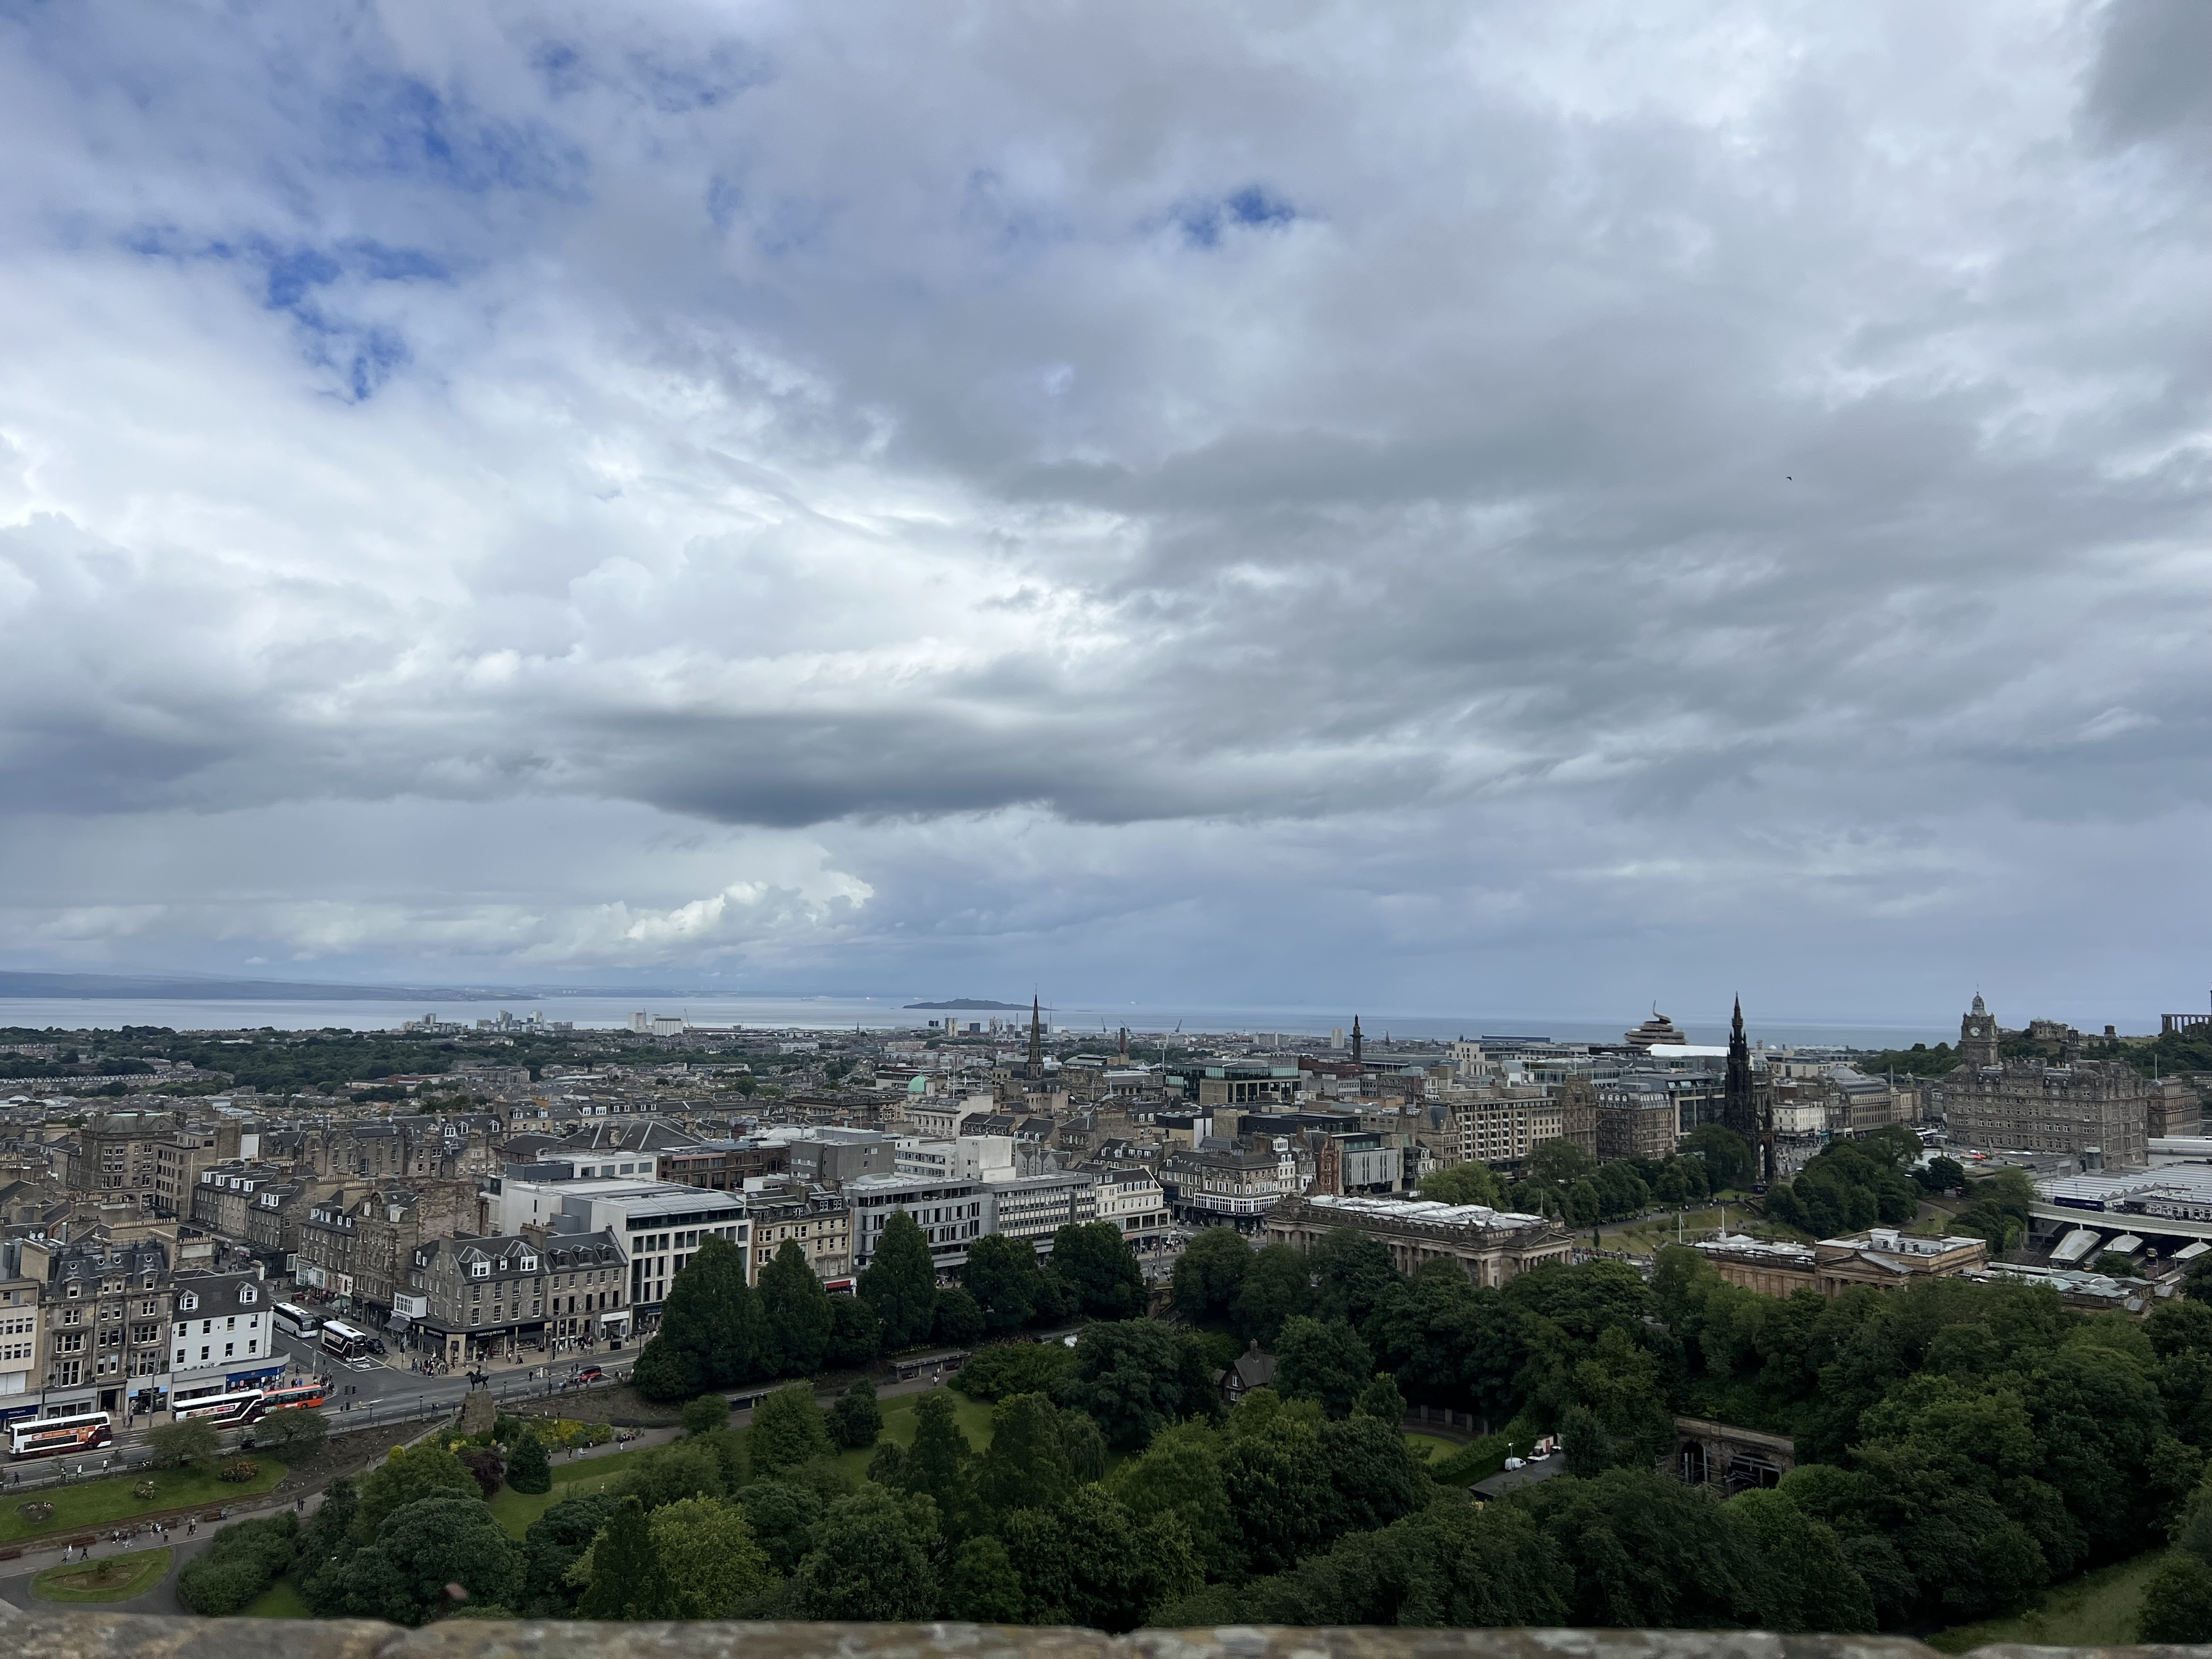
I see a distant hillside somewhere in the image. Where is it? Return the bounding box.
[904,997,1029,1010]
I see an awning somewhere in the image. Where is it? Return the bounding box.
[2107,1234,2145,1256]
[2050,1228,2101,1265]
[2176,1242,2211,1262]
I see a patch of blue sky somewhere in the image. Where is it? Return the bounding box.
[324,72,585,199]
[122,229,442,403]
[1169,184,1301,249]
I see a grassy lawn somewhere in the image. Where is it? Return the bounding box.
[1403,1432,1459,1465]
[1927,1552,2164,1653]
[488,1445,650,1539]
[832,1389,995,1481]
[1607,1206,1804,1254]
[32,1545,173,1604]
[241,1575,314,1618]
[0,1460,287,1543]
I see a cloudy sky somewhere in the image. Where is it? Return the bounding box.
[2,0,2209,1028]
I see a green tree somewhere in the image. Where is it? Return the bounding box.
[1353,1370,1406,1425]
[1234,1242,1315,1346]
[975,1391,1074,1519]
[963,1232,1045,1331]
[860,1210,939,1349]
[1060,1407,1109,1484]
[943,1534,1025,1622]
[748,1381,834,1478]
[147,1417,221,1472]
[576,1496,676,1620]
[996,1485,1202,1632]
[1115,1419,1238,1579]
[506,1431,552,1496]
[1049,1221,1146,1319]
[650,1496,775,1618]
[889,1389,975,1537]
[933,1284,988,1346]
[1274,1316,1373,1418]
[1527,1137,1598,1189]
[521,1493,618,1614]
[1319,1413,1431,1535]
[827,1377,884,1449]
[826,1293,881,1365]
[356,1443,483,1534]
[335,1496,524,1626]
[620,1437,729,1509]
[1728,1488,1876,1633]
[1172,1225,1252,1319]
[682,1392,731,1436]
[2095,1251,2143,1278]
[255,1406,328,1454]
[1308,1227,1402,1327]
[760,1238,834,1377]
[1419,1160,1505,1206]
[633,1235,765,1399]
[794,1488,939,1620]
[1056,1318,1187,1449]
[732,1480,825,1576]
[2140,1554,2212,1643]
[1681,1125,1754,1192]
[1221,1412,1337,1576]
[1519,1467,1767,1628]
[952,1340,1076,1401]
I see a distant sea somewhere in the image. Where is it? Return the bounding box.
[0,992,1953,1050]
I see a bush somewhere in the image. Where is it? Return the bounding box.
[17,1500,54,1523]
[217,1458,261,1483]
[257,1408,328,1453]
[178,1512,299,1616]
[133,1480,158,1500]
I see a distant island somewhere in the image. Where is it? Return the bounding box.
[904,997,1029,1011]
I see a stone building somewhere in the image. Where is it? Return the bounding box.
[1693,1227,1988,1298]
[1942,997,2149,1169]
[63,1111,178,1212]
[1445,1088,1566,1167]
[23,1234,172,1419]
[1259,1192,1573,1288]
[659,1137,790,1190]
[0,1239,44,1416]
[295,1182,481,1327]
[744,1181,855,1289]
[1595,1077,1680,1161]
[190,1162,345,1265]
[1161,1141,1300,1231]
[399,1230,619,1367]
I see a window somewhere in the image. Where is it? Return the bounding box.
[178,1293,198,1312]
[239,1285,256,1303]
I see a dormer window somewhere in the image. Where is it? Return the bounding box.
[238,1286,256,1304]
[178,1293,198,1312]
[470,1261,490,1279]
[518,1255,538,1272]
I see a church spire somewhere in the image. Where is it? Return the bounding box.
[1027,994,1045,1082]
[1351,1014,1363,1065]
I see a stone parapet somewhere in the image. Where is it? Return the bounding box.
[0,1616,2190,1659]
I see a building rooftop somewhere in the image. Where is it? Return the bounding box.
[1300,1193,1553,1232]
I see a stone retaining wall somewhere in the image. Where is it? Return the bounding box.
[1,1615,2196,1659]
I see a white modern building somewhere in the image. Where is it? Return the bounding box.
[491,1175,751,1333]
[168,1270,279,1405]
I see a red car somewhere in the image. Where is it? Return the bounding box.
[572,1365,605,1386]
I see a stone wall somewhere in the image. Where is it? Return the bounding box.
[1,1615,2193,1659]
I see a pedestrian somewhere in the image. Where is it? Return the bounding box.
[188,1520,197,1537]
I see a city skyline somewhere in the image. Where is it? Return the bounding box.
[4,5,2212,1020]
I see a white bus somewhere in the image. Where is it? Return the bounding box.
[10,1410,113,1461]
[273,1301,323,1341]
[320,1318,380,1362]
[171,1390,264,1429]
